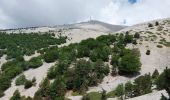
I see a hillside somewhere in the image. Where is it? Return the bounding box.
[0,19,170,100]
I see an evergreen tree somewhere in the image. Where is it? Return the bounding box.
[156,68,170,99]
[125,81,133,99]
[49,76,66,100]
[10,90,21,100]
[101,90,107,100]
[152,69,159,79]
[133,74,152,96]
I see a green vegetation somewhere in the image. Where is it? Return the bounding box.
[106,90,116,98]
[115,84,124,97]
[82,92,102,100]
[156,68,170,99]
[134,32,140,39]
[24,80,33,89]
[44,48,59,63]
[118,49,141,74]
[0,32,66,59]
[157,45,163,48]
[152,69,159,79]
[28,56,43,68]
[0,31,142,98]
[0,32,67,96]
[107,74,152,99]
[15,75,27,86]
[34,76,66,100]
[133,74,152,97]
[10,90,21,100]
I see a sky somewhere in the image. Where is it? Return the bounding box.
[0,0,170,29]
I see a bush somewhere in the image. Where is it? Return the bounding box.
[157,45,163,48]
[133,74,152,96]
[115,84,124,97]
[47,66,56,79]
[49,76,66,100]
[82,92,102,100]
[119,50,141,74]
[152,69,159,79]
[15,75,27,86]
[44,50,58,63]
[125,81,133,99]
[90,46,111,62]
[156,68,170,90]
[111,54,119,67]
[155,21,159,26]
[111,66,117,76]
[124,34,133,44]
[24,80,33,89]
[10,90,21,100]
[148,23,153,27]
[146,50,150,55]
[28,57,43,68]
[34,78,50,99]
[134,32,140,38]
[77,45,90,58]
[96,35,116,46]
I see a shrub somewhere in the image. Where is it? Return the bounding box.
[146,50,150,55]
[15,75,27,86]
[82,92,102,100]
[157,45,163,48]
[90,46,111,62]
[133,74,152,96]
[47,66,56,79]
[115,84,124,97]
[34,78,50,99]
[134,32,140,38]
[96,35,116,45]
[28,57,43,68]
[49,76,66,100]
[77,45,90,58]
[10,90,21,100]
[80,38,99,50]
[119,51,141,74]
[148,23,153,27]
[125,81,133,99]
[156,68,170,90]
[124,34,133,44]
[24,80,33,89]
[32,77,36,86]
[155,21,159,26]
[111,54,119,67]
[111,66,117,76]
[44,50,58,63]
[101,90,107,100]
[152,69,159,79]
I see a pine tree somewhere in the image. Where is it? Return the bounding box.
[101,90,107,100]
[152,69,159,79]
[10,90,21,100]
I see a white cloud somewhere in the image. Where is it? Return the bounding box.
[98,0,170,25]
[0,0,170,28]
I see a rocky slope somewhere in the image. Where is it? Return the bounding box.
[1,18,170,100]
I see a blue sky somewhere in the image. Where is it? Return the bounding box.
[0,0,170,28]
